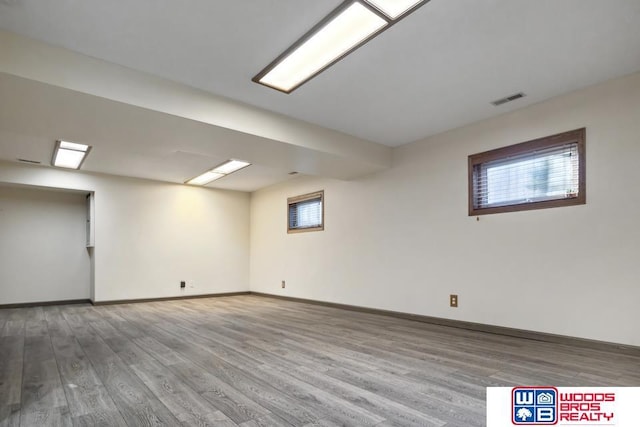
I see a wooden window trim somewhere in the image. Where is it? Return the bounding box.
[287,190,324,234]
[468,128,586,216]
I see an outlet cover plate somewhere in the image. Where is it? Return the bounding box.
[450,294,458,307]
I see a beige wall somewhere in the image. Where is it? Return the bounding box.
[0,186,89,304]
[250,71,640,347]
[1,66,638,346]
[0,163,250,302]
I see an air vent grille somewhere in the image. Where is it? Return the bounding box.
[491,92,526,106]
[17,158,41,164]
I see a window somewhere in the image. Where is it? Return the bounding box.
[469,128,585,215]
[288,191,324,233]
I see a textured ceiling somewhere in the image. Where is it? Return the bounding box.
[1,0,639,147]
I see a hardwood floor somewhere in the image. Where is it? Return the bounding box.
[0,295,638,426]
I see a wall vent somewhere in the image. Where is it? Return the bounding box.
[491,92,526,106]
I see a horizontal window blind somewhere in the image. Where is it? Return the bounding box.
[288,192,323,231]
[473,142,579,209]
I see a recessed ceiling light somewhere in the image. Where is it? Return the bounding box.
[212,159,251,175]
[365,0,426,19]
[51,140,92,169]
[59,140,90,152]
[255,2,387,93]
[186,159,251,186]
[186,171,225,186]
[253,0,430,93]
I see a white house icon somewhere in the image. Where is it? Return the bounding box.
[537,393,554,405]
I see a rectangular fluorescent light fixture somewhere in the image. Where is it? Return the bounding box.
[186,171,225,186]
[364,0,426,19]
[254,2,387,93]
[253,0,431,93]
[186,159,251,186]
[51,140,92,169]
[212,159,251,175]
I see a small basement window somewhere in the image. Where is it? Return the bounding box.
[288,191,324,233]
[469,128,585,215]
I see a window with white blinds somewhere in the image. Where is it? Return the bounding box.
[469,128,585,215]
[287,191,324,233]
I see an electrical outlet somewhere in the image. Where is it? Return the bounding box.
[450,294,458,307]
[180,281,186,289]
[281,280,286,289]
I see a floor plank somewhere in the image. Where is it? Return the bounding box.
[0,336,24,411]
[20,336,71,427]
[75,334,181,426]
[49,335,125,425]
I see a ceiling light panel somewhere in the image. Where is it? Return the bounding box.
[186,159,252,186]
[256,2,387,92]
[212,159,251,175]
[186,171,225,186]
[59,140,89,152]
[364,0,426,19]
[52,140,92,169]
[53,149,85,169]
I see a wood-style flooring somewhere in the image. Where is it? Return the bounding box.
[0,295,638,426]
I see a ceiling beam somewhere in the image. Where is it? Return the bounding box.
[0,30,391,177]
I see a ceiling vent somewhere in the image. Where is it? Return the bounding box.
[491,92,526,106]
[17,158,41,164]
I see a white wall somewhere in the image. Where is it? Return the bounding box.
[0,186,89,304]
[250,71,640,347]
[0,164,250,302]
